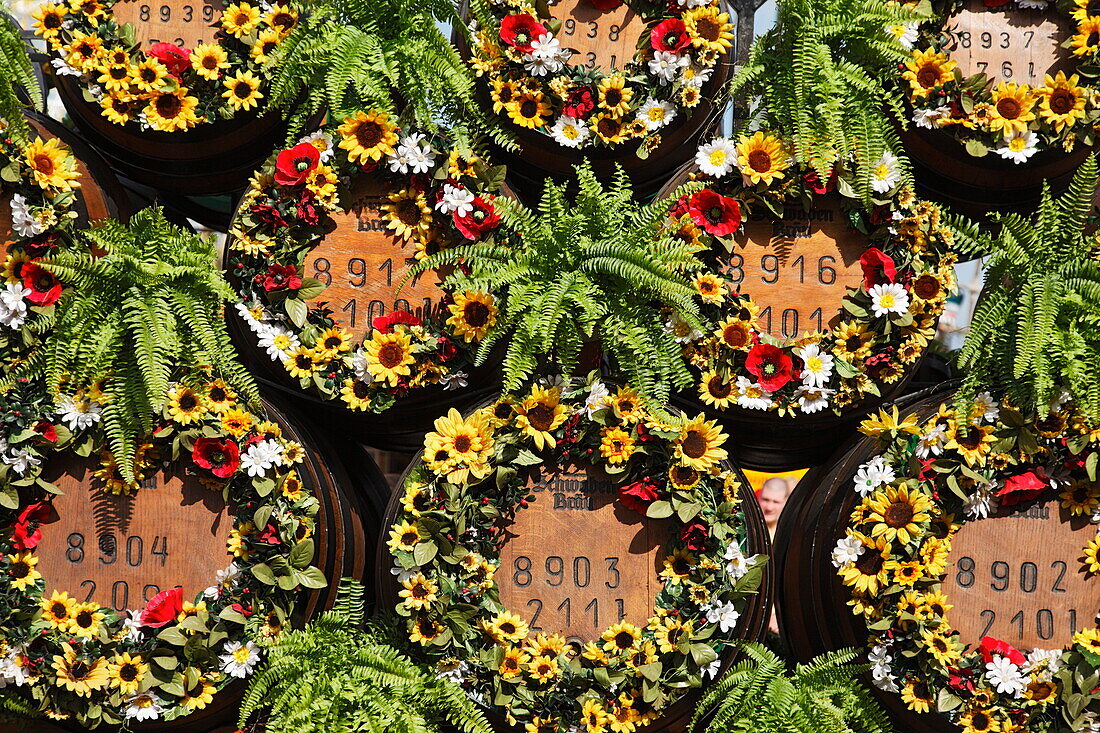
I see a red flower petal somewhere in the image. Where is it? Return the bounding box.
[499,14,547,54]
[274,142,320,187]
[140,586,184,628]
[745,344,794,392]
[688,189,742,237]
[859,248,897,290]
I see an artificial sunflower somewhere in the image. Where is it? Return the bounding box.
[145,90,202,133]
[1072,16,1100,56]
[902,48,956,99]
[901,679,934,714]
[382,188,433,241]
[600,426,636,464]
[305,164,338,202]
[409,614,445,644]
[339,110,399,164]
[52,649,109,697]
[1059,480,1099,517]
[1082,534,1100,574]
[838,534,891,596]
[96,63,130,92]
[24,137,79,192]
[7,552,40,591]
[715,315,753,351]
[668,463,702,490]
[165,385,207,424]
[130,58,168,92]
[490,611,530,644]
[507,90,552,129]
[865,485,932,545]
[490,77,519,113]
[192,42,229,80]
[221,407,253,437]
[180,678,217,709]
[694,273,725,304]
[447,291,497,342]
[68,602,104,639]
[221,1,262,37]
[698,370,735,409]
[106,652,147,695]
[399,572,438,611]
[673,415,728,471]
[251,28,282,64]
[223,70,264,110]
[499,646,529,678]
[683,5,734,53]
[591,113,630,144]
[581,699,611,732]
[1023,679,1057,706]
[388,520,422,552]
[63,31,103,71]
[31,2,67,38]
[944,422,996,466]
[364,330,415,386]
[659,548,695,585]
[267,3,299,35]
[957,708,1000,733]
[597,74,633,117]
[314,327,352,359]
[529,656,559,682]
[601,621,642,655]
[423,408,494,484]
[100,96,134,125]
[988,82,1036,138]
[918,628,961,666]
[652,616,690,653]
[514,386,567,449]
[736,131,789,185]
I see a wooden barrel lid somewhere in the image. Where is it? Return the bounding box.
[111,0,225,49]
[551,0,647,72]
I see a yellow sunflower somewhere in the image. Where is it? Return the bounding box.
[221,1,261,37]
[1082,534,1100,574]
[838,533,891,595]
[8,552,40,591]
[988,82,1036,138]
[223,70,264,110]
[1072,16,1100,56]
[591,113,630,144]
[99,96,134,125]
[338,110,399,164]
[659,548,695,585]
[202,379,236,414]
[63,32,104,71]
[364,329,415,386]
[447,291,497,342]
[902,48,956,99]
[529,656,559,682]
[597,73,633,117]
[221,407,253,437]
[673,415,728,471]
[489,611,530,644]
[24,137,79,192]
[305,163,338,202]
[514,386,567,449]
[130,58,168,92]
[609,386,644,423]
[865,485,932,545]
[624,640,658,674]
[601,621,642,655]
[919,628,962,666]
[694,273,726,304]
[398,572,438,611]
[423,408,494,484]
[1037,71,1087,131]
[600,426,636,464]
[1060,480,1100,517]
[96,63,131,92]
[652,616,690,653]
[251,28,282,64]
[382,188,432,241]
[106,652,147,695]
[715,316,753,351]
[340,379,372,411]
[945,422,996,466]
[52,649,109,697]
[180,678,216,709]
[958,708,1001,733]
[885,558,924,586]
[490,77,519,113]
[145,90,201,132]
[581,699,612,732]
[408,614,444,645]
[68,602,105,639]
[499,646,529,678]
[683,5,734,53]
[192,42,229,80]
[31,2,68,38]
[507,90,552,129]
[313,326,351,360]
[698,370,735,409]
[387,520,421,552]
[668,463,702,490]
[165,385,207,424]
[737,131,789,185]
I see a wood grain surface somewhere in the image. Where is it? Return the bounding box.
[302,176,448,344]
[552,0,646,72]
[34,455,231,613]
[945,499,1100,651]
[946,0,1074,87]
[722,195,867,338]
[496,463,672,641]
[112,0,225,49]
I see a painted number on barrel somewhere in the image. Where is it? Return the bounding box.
[947,0,1073,86]
[511,555,626,633]
[953,556,1079,642]
[310,255,436,331]
[66,531,171,610]
[113,0,224,49]
[554,0,641,70]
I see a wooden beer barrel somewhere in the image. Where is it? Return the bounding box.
[225,141,515,452]
[897,1,1093,217]
[376,389,771,733]
[458,0,733,198]
[1,110,129,247]
[44,0,298,196]
[776,383,1100,733]
[657,164,954,471]
[3,397,385,732]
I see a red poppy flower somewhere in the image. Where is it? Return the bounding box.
[454,197,501,240]
[996,469,1049,507]
[192,437,241,478]
[651,18,690,53]
[859,248,897,290]
[296,198,322,225]
[260,264,301,292]
[274,143,320,187]
[147,42,191,78]
[33,421,58,443]
[373,310,421,333]
[141,586,184,628]
[979,636,1025,666]
[563,86,596,119]
[499,14,546,54]
[21,263,62,306]
[12,501,58,550]
[745,343,793,392]
[803,169,837,195]
[688,189,742,237]
[22,233,59,258]
[251,203,288,230]
[679,519,710,551]
[258,523,282,545]
[590,0,623,8]
[619,480,658,514]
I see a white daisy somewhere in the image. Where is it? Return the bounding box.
[963,481,998,519]
[0,646,28,687]
[794,343,834,388]
[911,107,942,129]
[695,137,738,178]
[1026,648,1064,675]
[997,130,1039,163]
[239,439,284,477]
[525,33,568,76]
[391,562,419,585]
[548,115,589,148]
[648,50,689,84]
[705,601,741,632]
[868,282,910,318]
[435,183,476,216]
[869,151,901,193]
[436,658,468,684]
[56,394,103,431]
[723,542,759,579]
[985,655,1026,697]
[0,283,30,329]
[795,385,833,414]
[885,21,918,49]
[665,312,702,343]
[973,392,1000,423]
[736,376,774,411]
[853,456,895,497]
[585,381,611,418]
[257,325,300,362]
[440,370,469,390]
[234,302,267,334]
[398,134,436,175]
[124,692,165,721]
[3,449,40,476]
[220,640,262,678]
[831,534,864,568]
[636,98,676,131]
[701,656,722,679]
[9,194,45,238]
[914,424,947,459]
[297,130,334,162]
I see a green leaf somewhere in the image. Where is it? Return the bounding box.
[646,500,674,519]
[296,566,328,589]
[285,297,309,328]
[289,538,315,569]
[251,563,278,585]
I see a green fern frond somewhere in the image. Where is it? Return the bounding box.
[0,12,42,145]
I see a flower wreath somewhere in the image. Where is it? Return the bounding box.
[0,372,326,727]
[386,378,766,733]
[835,395,1100,732]
[32,0,301,132]
[669,132,958,418]
[228,110,504,414]
[468,0,734,152]
[892,0,1100,164]
[1,122,83,362]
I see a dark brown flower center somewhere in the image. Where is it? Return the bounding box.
[916,64,940,88]
[707,375,732,398]
[854,551,883,574]
[597,117,621,137]
[272,12,296,31]
[958,427,983,450]
[44,12,62,28]
[377,343,405,368]
[202,54,219,70]
[33,154,54,175]
[140,67,157,83]
[234,81,253,98]
[396,199,421,225]
[696,17,719,41]
[605,88,623,107]
[179,393,197,410]
[356,121,383,148]
[401,530,418,545]
[71,661,90,678]
[464,301,490,327]
[156,94,182,118]
[681,430,707,458]
[614,631,634,648]
[723,324,748,348]
[884,500,914,528]
[109,66,127,80]
[527,403,555,431]
[996,97,1022,120]
[76,610,94,627]
[411,582,429,599]
[671,466,698,485]
[453,434,472,453]
[1050,88,1076,115]
[913,274,940,300]
[747,149,772,172]
[416,617,436,636]
[119,663,139,682]
[12,561,29,578]
[520,99,539,119]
